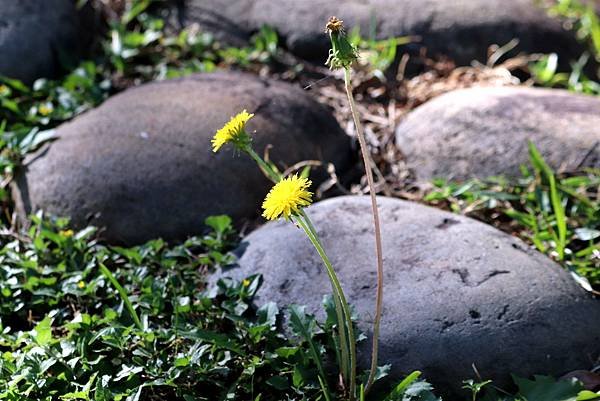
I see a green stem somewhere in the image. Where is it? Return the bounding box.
[344,68,384,394]
[296,214,357,401]
[245,147,280,183]
[301,210,325,248]
[295,216,349,384]
[244,145,357,398]
[99,262,143,331]
[319,376,333,401]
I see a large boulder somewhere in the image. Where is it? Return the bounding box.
[395,86,600,181]
[217,196,600,396]
[177,0,582,65]
[12,72,352,244]
[0,0,94,84]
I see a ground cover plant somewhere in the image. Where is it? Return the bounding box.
[531,0,600,93]
[0,213,340,400]
[0,0,599,400]
[425,143,600,291]
[0,212,597,400]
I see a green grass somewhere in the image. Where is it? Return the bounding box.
[347,27,412,80]
[549,0,600,60]
[425,143,600,290]
[531,0,600,94]
[530,52,600,94]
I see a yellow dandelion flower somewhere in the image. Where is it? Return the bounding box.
[77,281,85,289]
[60,229,74,238]
[211,110,254,152]
[262,175,313,221]
[38,104,53,116]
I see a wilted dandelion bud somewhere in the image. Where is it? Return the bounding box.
[325,16,358,70]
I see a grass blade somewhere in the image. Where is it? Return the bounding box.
[99,262,143,331]
[549,174,567,259]
[528,142,567,259]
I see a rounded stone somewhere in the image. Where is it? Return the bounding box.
[217,195,600,395]
[12,72,352,244]
[0,0,92,84]
[178,0,582,65]
[395,86,600,181]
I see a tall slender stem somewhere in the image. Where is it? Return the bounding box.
[296,214,357,401]
[244,147,355,397]
[297,213,350,382]
[245,147,280,183]
[343,68,384,393]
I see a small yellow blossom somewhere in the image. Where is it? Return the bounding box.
[77,281,85,289]
[242,279,250,287]
[262,175,313,221]
[38,104,53,116]
[60,229,74,238]
[0,84,9,96]
[211,110,254,152]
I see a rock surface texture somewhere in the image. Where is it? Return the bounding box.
[13,72,352,244]
[217,196,600,395]
[0,0,93,84]
[177,0,582,64]
[395,86,600,181]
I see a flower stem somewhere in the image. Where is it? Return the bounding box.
[244,144,357,399]
[343,67,384,394]
[245,147,280,183]
[296,213,357,401]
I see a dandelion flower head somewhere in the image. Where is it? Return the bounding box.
[211,110,254,152]
[262,175,313,221]
[60,229,74,238]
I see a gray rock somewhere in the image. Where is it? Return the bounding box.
[178,0,582,65]
[0,0,92,84]
[172,0,250,48]
[12,72,352,244]
[217,195,600,395]
[395,86,600,181]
